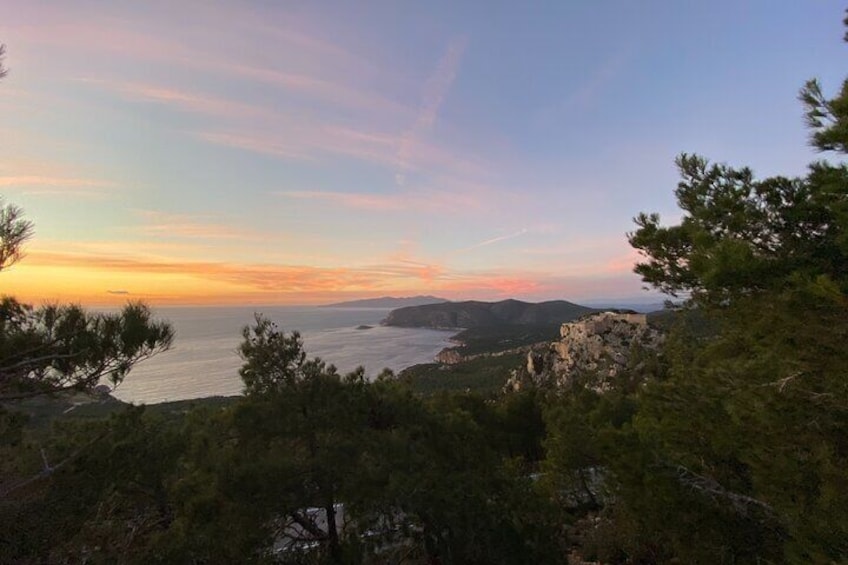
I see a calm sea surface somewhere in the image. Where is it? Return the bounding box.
[112,306,455,404]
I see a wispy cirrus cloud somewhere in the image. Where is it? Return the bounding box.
[0,175,116,198]
[13,11,413,121]
[200,126,395,165]
[133,210,264,241]
[277,185,485,213]
[14,10,493,201]
[245,18,386,82]
[194,132,316,162]
[30,238,216,259]
[566,48,633,110]
[396,36,469,187]
[455,228,529,254]
[0,176,113,188]
[533,46,635,124]
[219,62,412,118]
[195,123,489,182]
[279,190,407,211]
[78,79,276,120]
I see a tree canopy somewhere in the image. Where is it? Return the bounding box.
[615,14,848,561]
[0,44,7,80]
[0,198,33,272]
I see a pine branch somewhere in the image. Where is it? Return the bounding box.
[1,430,110,497]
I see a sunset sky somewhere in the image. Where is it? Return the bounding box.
[2,1,845,305]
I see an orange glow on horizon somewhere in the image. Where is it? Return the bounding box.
[0,249,645,307]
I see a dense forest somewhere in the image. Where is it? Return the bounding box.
[1,13,848,565]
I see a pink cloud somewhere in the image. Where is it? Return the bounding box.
[30,238,214,259]
[23,250,450,295]
[9,6,412,123]
[80,79,276,120]
[10,9,495,192]
[0,175,116,198]
[277,187,485,214]
[132,210,265,241]
[13,243,649,305]
[194,123,490,189]
[280,190,406,211]
[0,175,113,188]
[603,248,642,275]
[218,62,412,118]
[194,132,316,161]
[433,271,543,296]
[194,127,393,166]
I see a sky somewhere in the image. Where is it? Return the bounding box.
[1,0,846,306]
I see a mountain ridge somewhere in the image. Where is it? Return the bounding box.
[382,299,596,329]
[322,295,448,308]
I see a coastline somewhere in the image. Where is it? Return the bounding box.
[111,307,458,404]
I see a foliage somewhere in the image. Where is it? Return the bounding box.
[0,197,33,271]
[629,154,848,303]
[0,192,174,557]
[0,195,173,401]
[449,324,561,356]
[0,298,174,399]
[400,352,524,395]
[602,14,848,563]
[127,317,563,564]
[0,407,186,562]
[0,44,7,80]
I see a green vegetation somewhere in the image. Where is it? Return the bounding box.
[1,320,560,563]
[397,321,562,397]
[400,352,525,395]
[383,298,594,328]
[3,12,848,563]
[0,194,174,403]
[448,323,561,356]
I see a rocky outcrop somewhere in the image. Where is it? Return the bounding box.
[507,311,663,392]
[435,348,465,364]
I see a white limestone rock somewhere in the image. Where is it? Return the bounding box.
[507,311,663,393]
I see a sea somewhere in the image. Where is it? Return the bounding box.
[111,306,455,405]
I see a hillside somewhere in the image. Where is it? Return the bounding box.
[382,299,596,329]
[322,295,448,308]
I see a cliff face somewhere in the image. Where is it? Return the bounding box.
[507,311,663,392]
[383,299,596,329]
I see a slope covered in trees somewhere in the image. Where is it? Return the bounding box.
[383,299,596,328]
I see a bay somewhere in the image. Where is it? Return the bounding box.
[111,306,454,404]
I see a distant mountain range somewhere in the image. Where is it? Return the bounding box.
[323,295,449,308]
[577,296,672,313]
[382,299,597,329]
[581,301,668,313]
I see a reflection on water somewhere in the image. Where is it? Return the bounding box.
[112,306,454,404]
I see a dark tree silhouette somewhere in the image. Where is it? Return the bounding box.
[0,44,7,80]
